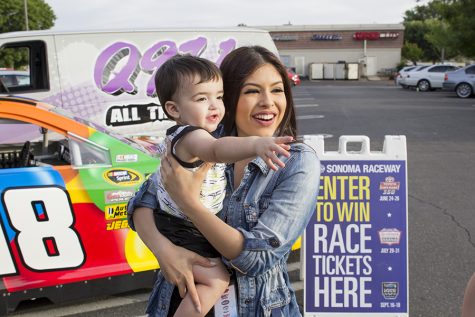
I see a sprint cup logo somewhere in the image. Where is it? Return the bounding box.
[103,168,143,186]
[378,228,402,245]
[379,176,400,191]
[105,204,128,220]
[382,282,399,300]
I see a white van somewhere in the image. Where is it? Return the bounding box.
[0,28,277,136]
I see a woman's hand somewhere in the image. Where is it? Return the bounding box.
[160,142,212,212]
[157,241,216,312]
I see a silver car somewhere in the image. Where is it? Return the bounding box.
[0,70,30,91]
[443,64,475,98]
[398,65,430,89]
[405,64,458,91]
[395,66,417,88]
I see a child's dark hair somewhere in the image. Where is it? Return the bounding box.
[155,54,222,119]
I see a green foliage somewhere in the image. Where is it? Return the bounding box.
[403,20,441,62]
[424,19,458,61]
[0,0,55,33]
[396,60,410,71]
[0,0,55,68]
[403,0,475,60]
[402,42,424,65]
[0,47,28,69]
[441,0,475,58]
[404,1,444,22]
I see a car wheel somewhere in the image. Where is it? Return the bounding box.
[455,83,473,98]
[417,79,430,92]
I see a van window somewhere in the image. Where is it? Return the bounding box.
[0,41,49,93]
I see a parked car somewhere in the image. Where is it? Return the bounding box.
[404,64,458,91]
[397,65,430,88]
[394,66,417,87]
[0,70,30,90]
[0,96,161,313]
[286,67,301,86]
[443,64,475,98]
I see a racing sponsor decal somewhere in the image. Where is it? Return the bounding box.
[105,204,127,220]
[382,282,399,300]
[106,219,129,231]
[104,189,135,204]
[115,154,138,163]
[379,176,400,191]
[378,228,402,246]
[103,168,143,186]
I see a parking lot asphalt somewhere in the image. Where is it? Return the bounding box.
[6,79,475,316]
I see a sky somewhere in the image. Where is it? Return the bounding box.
[45,0,428,30]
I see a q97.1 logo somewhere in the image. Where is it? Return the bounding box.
[94,37,236,97]
[0,186,85,276]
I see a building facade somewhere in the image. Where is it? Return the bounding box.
[257,24,404,78]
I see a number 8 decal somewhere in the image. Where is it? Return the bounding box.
[1,186,85,274]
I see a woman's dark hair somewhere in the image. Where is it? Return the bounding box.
[220,46,297,137]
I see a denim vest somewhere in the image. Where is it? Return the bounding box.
[127,142,320,317]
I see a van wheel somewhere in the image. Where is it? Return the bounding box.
[417,80,430,92]
[456,83,473,98]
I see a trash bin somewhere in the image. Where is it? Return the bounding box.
[309,63,324,80]
[323,64,335,80]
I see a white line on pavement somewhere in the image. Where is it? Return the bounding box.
[296,115,325,120]
[294,97,315,101]
[11,292,149,317]
[295,104,319,108]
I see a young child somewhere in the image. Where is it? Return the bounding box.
[129,54,292,317]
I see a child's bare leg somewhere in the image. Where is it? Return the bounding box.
[174,258,229,317]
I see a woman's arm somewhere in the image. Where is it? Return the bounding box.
[132,208,214,306]
[126,176,214,312]
[161,144,321,275]
[462,272,475,317]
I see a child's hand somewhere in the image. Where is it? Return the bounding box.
[254,136,293,170]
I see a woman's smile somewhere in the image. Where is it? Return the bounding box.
[235,63,287,137]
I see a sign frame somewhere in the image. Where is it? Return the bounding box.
[302,135,409,317]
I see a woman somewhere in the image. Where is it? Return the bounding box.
[128,46,320,316]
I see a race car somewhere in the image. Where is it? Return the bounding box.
[0,97,161,313]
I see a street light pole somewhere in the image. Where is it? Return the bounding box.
[23,0,29,31]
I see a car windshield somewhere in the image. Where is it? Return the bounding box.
[51,108,154,155]
[415,66,429,71]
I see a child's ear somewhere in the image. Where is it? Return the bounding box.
[164,101,180,120]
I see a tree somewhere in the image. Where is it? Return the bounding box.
[439,0,475,58]
[0,0,55,33]
[424,19,458,62]
[404,0,475,60]
[0,0,56,68]
[402,42,424,65]
[404,0,444,22]
[403,20,441,62]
